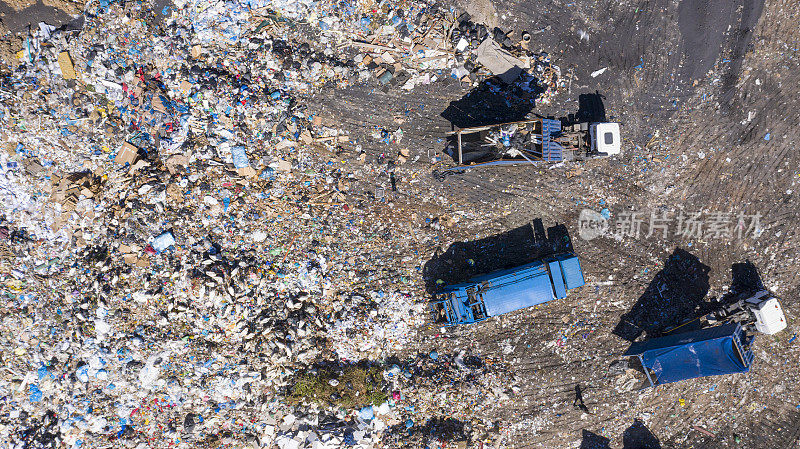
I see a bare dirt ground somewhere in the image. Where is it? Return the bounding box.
[310,0,800,447]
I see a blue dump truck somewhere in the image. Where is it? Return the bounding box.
[623,289,786,387]
[431,253,585,326]
[623,323,755,387]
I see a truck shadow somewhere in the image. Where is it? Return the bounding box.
[440,75,541,129]
[622,419,661,448]
[711,259,765,308]
[612,248,712,342]
[580,419,661,448]
[573,91,607,124]
[421,220,573,295]
[729,260,764,294]
[580,430,611,449]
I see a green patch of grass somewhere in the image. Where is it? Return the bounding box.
[288,365,387,409]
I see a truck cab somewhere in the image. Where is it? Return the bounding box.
[432,253,585,326]
[590,122,621,156]
[744,290,787,334]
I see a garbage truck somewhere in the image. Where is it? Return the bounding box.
[623,289,787,387]
[431,252,585,326]
[444,117,621,166]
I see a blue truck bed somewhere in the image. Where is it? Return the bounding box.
[623,323,754,387]
[431,253,585,326]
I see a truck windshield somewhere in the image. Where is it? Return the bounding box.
[433,297,455,324]
[466,288,487,320]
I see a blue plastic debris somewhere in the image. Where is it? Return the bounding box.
[151,231,176,253]
[259,167,275,180]
[29,384,43,402]
[358,406,374,420]
[76,365,90,382]
[231,146,250,169]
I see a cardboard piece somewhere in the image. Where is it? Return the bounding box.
[275,139,296,151]
[152,94,168,114]
[165,154,190,175]
[117,142,140,166]
[236,166,257,178]
[50,172,102,213]
[23,158,45,176]
[277,160,292,172]
[58,51,77,80]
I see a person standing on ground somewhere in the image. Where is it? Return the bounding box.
[574,384,590,413]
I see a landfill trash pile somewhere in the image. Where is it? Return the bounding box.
[379,351,516,449]
[327,292,426,361]
[0,156,434,448]
[0,0,538,446]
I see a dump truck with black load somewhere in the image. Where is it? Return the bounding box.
[444,117,620,167]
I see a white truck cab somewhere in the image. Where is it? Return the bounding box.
[745,290,787,335]
[590,122,621,156]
